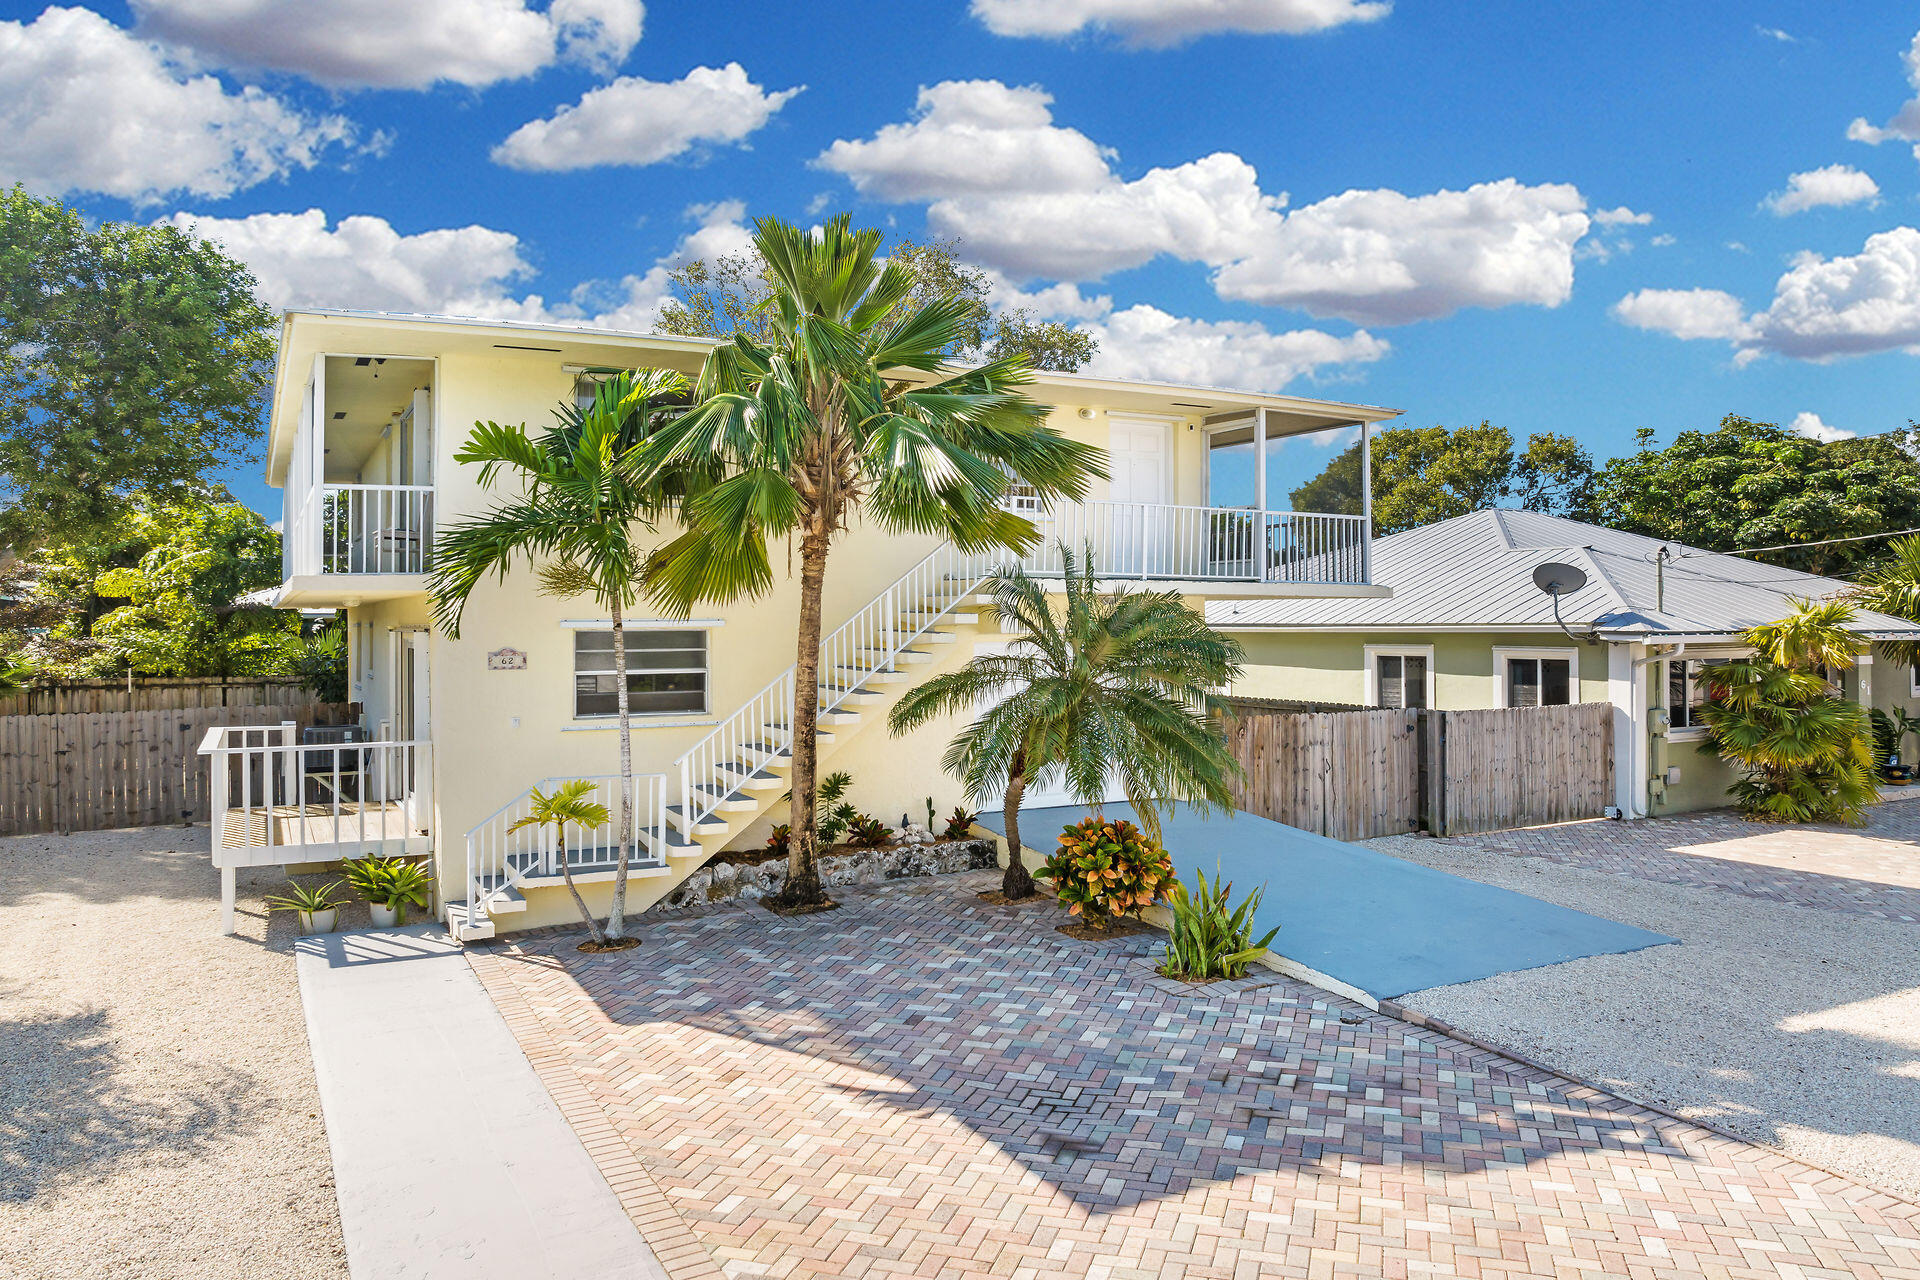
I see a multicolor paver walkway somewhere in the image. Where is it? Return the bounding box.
[470,872,1920,1279]
[1437,793,1920,924]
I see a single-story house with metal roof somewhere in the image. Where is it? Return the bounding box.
[1209,508,1920,817]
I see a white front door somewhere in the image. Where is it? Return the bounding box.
[400,632,431,831]
[1106,416,1172,575]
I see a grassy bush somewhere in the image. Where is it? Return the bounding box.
[1159,869,1278,981]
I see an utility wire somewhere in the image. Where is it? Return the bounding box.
[1673,525,1920,561]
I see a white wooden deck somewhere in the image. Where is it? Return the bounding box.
[214,799,427,866]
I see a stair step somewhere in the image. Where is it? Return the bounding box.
[900,610,977,626]
[889,648,935,665]
[818,685,886,706]
[666,803,732,836]
[443,900,497,942]
[714,760,784,790]
[640,825,707,858]
[689,781,760,813]
[831,663,910,684]
[762,723,837,742]
[911,629,957,645]
[737,740,794,762]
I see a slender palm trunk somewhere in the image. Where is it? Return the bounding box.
[777,513,833,908]
[606,595,635,938]
[1001,746,1035,899]
[559,822,610,945]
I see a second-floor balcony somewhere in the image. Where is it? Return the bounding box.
[286,483,436,578]
[1011,500,1371,588]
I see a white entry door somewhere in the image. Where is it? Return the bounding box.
[1106,416,1171,575]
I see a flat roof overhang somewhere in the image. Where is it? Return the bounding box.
[267,309,1404,486]
[272,575,427,609]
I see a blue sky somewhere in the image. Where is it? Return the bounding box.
[5,1,1920,516]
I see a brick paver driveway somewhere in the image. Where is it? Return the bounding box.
[471,871,1920,1279]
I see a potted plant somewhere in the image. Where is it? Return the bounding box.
[266,879,344,935]
[346,856,432,927]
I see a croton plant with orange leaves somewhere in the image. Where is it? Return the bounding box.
[1040,815,1175,930]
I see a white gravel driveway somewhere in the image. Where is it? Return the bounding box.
[1372,798,1920,1202]
[0,825,348,1280]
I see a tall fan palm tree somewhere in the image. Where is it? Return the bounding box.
[887,547,1244,899]
[1697,597,1877,824]
[429,370,687,939]
[638,215,1103,909]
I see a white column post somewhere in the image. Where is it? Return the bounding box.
[1360,419,1374,585]
[220,866,236,936]
[1253,408,1269,582]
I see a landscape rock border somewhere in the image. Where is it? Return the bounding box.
[649,838,998,913]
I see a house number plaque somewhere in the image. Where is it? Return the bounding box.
[487,647,528,671]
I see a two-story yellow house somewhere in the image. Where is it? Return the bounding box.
[201,308,1400,938]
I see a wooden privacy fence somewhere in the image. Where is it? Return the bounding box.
[1226,701,1614,840]
[0,703,352,836]
[0,677,318,717]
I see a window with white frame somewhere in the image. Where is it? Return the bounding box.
[1497,648,1576,707]
[996,462,1042,514]
[1667,657,1712,732]
[574,629,708,718]
[1366,646,1432,709]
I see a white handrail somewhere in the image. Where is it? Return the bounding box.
[463,772,668,918]
[197,732,433,858]
[285,482,436,576]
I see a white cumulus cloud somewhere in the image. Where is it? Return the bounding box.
[0,6,356,203]
[815,80,1115,200]
[163,201,752,332]
[1762,164,1880,215]
[130,0,643,89]
[493,64,801,171]
[1613,227,1920,362]
[1612,288,1750,341]
[822,80,1597,325]
[1080,305,1388,390]
[970,0,1389,46]
[1848,29,1920,150]
[1788,412,1856,442]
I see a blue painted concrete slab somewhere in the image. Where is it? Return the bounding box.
[979,802,1674,1001]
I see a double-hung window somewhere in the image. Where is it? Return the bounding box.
[574,629,708,718]
[1499,649,1575,707]
[1367,646,1431,709]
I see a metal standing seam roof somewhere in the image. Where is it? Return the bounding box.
[1208,508,1920,638]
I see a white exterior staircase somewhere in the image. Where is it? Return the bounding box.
[445,538,1005,941]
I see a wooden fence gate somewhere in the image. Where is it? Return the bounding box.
[0,704,353,836]
[1227,702,1614,840]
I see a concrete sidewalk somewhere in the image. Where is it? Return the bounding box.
[295,926,667,1280]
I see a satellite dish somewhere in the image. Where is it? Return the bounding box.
[1533,562,1588,597]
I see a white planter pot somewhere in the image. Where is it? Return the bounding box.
[369,903,400,929]
[298,908,339,935]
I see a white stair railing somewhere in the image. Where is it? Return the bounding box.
[671,538,1006,836]
[463,772,667,918]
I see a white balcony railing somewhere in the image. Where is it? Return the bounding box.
[286,483,435,577]
[1016,501,1369,585]
[198,723,432,863]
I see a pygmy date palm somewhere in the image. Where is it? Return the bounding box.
[637,215,1102,909]
[429,370,687,938]
[887,546,1244,899]
[1696,598,1877,824]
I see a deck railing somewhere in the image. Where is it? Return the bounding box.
[285,483,435,577]
[197,723,432,861]
[1018,501,1370,585]
[463,772,667,918]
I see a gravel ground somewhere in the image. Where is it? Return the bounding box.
[0,825,349,1280]
[1372,830,1920,1201]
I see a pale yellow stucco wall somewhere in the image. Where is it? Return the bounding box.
[1228,630,1612,710]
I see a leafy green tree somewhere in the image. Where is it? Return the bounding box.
[430,371,688,941]
[887,549,1243,899]
[640,215,1102,909]
[1589,417,1920,576]
[1291,421,1583,535]
[1696,599,1877,824]
[657,233,1096,371]
[9,499,298,678]
[292,625,349,703]
[0,188,276,548]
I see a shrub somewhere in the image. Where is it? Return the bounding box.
[766,824,791,856]
[846,814,893,848]
[941,806,978,841]
[1159,869,1279,981]
[1040,816,1174,930]
[786,770,859,845]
